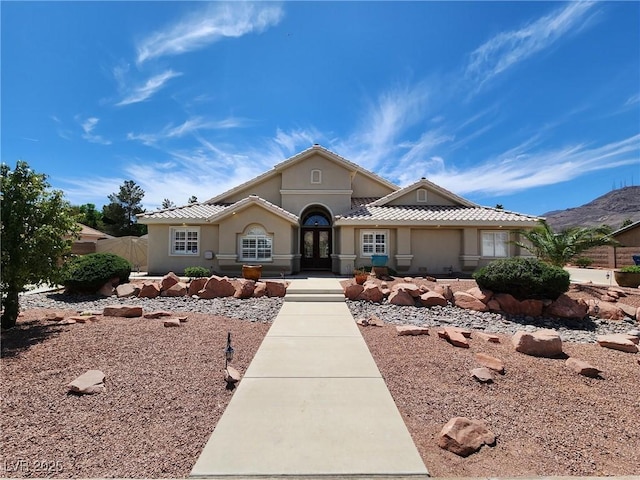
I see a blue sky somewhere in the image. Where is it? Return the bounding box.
[2,1,639,215]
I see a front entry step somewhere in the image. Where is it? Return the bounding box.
[285,293,345,303]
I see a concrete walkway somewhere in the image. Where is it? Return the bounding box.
[190,277,428,479]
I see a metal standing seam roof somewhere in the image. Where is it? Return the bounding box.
[336,205,542,224]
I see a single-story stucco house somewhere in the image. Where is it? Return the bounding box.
[137,145,541,276]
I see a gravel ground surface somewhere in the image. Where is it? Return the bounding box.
[2,283,639,478]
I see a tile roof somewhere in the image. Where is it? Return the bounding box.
[336,205,541,225]
[350,197,380,209]
[138,203,231,221]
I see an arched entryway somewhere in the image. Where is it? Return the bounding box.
[300,207,332,271]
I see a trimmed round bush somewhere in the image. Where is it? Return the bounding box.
[62,253,132,294]
[473,257,570,300]
[184,266,210,278]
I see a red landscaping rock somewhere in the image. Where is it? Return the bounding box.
[453,291,488,312]
[475,332,501,343]
[234,279,255,299]
[392,283,421,297]
[388,289,415,306]
[67,370,105,395]
[438,417,496,457]
[116,283,139,298]
[396,325,430,336]
[161,282,188,297]
[545,294,588,319]
[163,318,181,327]
[512,329,563,358]
[138,281,161,298]
[475,353,505,374]
[103,305,143,318]
[565,357,602,378]
[187,277,207,296]
[265,280,287,297]
[161,271,181,291]
[144,311,172,319]
[344,284,364,300]
[596,334,639,353]
[471,367,494,383]
[438,327,470,348]
[419,290,448,307]
[467,286,493,303]
[359,284,385,303]
[587,299,626,321]
[433,284,453,302]
[494,293,521,315]
[199,275,236,298]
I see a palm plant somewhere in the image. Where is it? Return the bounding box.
[514,220,617,268]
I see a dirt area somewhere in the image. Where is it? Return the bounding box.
[1,278,639,478]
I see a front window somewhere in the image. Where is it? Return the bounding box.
[240,225,272,261]
[482,231,509,257]
[171,227,199,255]
[361,230,387,256]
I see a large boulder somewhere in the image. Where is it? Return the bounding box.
[161,282,188,297]
[587,299,627,321]
[138,281,161,298]
[545,294,588,319]
[359,283,385,303]
[419,290,448,307]
[388,289,416,306]
[512,329,563,357]
[344,284,364,300]
[161,271,181,291]
[392,283,422,297]
[187,277,208,296]
[116,283,139,298]
[252,282,267,297]
[519,299,544,318]
[199,275,236,298]
[234,279,255,299]
[438,417,496,457]
[453,291,488,312]
[265,280,287,297]
[467,286,493,303]
[494,293,521,315]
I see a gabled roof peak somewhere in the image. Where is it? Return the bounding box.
[370,178,478,208]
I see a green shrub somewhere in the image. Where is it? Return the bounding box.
[473,257,570,300]
[184,266,210,278]
[62,253,131,294]
[619,265,640,273]
[574,257,593,268]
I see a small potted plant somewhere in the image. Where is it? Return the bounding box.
[614,265,640,288]
[353,267,369,285]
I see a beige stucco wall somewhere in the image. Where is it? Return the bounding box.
[351,173,396,198]
[411,229,462,274]
[387,187,457,206]
[613,227,640,247]
[147,224,219,275]
[221,174,283,205]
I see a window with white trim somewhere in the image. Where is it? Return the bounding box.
[361,230,387,256]
[170,226,200,255]
[482,231,509,257]
[311,169,322,184]
[240,225,273,261]
[417,188,427,203]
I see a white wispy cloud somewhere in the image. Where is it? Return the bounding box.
[79,116,112,145]
[127,116,245,146]
[425,134,640,197]
[115,69,182,106]
[465,2,597,90]
[624,93,640,107]
[136,2,284,65]
[274,127,321,154]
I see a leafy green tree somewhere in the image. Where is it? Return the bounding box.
[161,198,175,209]
[71,203,104,230]
[1,161,80,329]
[188,195,198,204]
[620,218,633,229]
[495,204,504,210]
[515,220,617,268]
[102,180,146,236]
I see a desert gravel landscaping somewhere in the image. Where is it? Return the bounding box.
[2,280,639,478]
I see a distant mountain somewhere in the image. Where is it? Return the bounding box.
[542,186,640,232]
